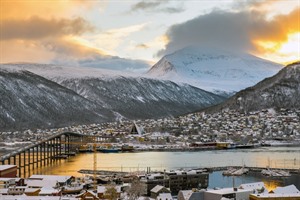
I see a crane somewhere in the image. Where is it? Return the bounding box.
[61,135,99,191]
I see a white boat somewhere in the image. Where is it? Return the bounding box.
[62,182,84,194]
[222,167,248,176]
[261,169,291,177]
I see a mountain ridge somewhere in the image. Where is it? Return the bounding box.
[203,61,300,113]
[0,63,225,131]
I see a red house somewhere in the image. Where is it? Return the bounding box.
[0,165,17,177]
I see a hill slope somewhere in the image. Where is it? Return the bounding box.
[56,76,225,120]
[0,69,115,131]
[206,62,300,112]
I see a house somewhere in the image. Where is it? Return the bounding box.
[178,189,205,200]
[156,193,173,200]
[0,177,24,187]
[0,178,16,189]
[0,165,17,178]
[77,190,99,200]
[150,185,171,199]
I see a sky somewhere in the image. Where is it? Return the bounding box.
[0,0,299,72]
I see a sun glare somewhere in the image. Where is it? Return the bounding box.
[257,33,300,64]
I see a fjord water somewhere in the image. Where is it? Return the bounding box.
[26,146,300,189]
[1,147,300,188]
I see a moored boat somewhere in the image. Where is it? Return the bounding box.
[99,147,120,153]
[62,182,84,194]
[121,145,135,152]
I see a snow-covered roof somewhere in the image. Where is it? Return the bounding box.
[205,188,252,195]
[0,188,8,194]
[24,187,40,193]
[0,195,78,199]
[147,173,164,180]
[0,165,16,171]
[178,190,193,200]
[39,187,60,195]
[239,182,267,193]
[28,175,72,183]
[151,185,167,193]
[250,193,300,198]
[272,185,300,194]
[26,179,58,188]
[0,178,15,181]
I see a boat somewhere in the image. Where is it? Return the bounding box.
[62,182,84,194]
[99,147,120,153]
[121,145,135,152]
[261,169,291,177]
[78,145,92,152]
[222,167,249,176]
[236,144,255,149]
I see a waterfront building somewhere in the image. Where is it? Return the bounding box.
[140,169,209,195]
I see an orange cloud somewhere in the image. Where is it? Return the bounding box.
[1,16,93,40]
[1,0,96,19]
[0,0,105,63]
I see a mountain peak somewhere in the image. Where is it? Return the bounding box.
[147,46,283,95]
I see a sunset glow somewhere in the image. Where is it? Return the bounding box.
[255,32,300,64]
[0,0,299,65]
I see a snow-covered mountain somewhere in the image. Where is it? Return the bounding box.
[0,63,225,130]
[0,68,115,131]
[206,61,300,112]
[147,46,283,96]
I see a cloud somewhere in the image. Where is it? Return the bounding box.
[1,0,98,19]
[130,0,184,13]
[158,7,300,57]
[1,17,93,40]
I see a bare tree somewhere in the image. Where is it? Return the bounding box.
[105,185,119,200]
[126,180,146,200]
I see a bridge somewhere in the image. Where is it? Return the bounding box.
[0,132,111,178]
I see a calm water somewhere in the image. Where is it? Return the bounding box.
[32,146,300,176]
[1,146,300,189]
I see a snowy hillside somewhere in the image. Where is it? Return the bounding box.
[0,63,225,130]
[0,68,115,131]
[206,61,300,112]
[147,46,283,96]
[57,76,225,120]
